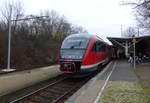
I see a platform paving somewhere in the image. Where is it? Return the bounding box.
[66,60,150,103]
[99,60,150,103]
[0,65,61,96]
[109,60,138,82]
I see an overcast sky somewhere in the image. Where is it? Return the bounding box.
[0,0,136,41]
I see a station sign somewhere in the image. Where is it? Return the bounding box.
[132,38,137,43]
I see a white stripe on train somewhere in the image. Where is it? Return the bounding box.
[81,58,109,70]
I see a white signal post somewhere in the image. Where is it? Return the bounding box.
[1,10,49,72]
[132,38,137,69]
[134,41,135,68]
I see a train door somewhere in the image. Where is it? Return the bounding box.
[91,41,98,64]
[96,41,104,62]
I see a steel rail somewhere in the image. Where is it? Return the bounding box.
[52,78,89,103]
[10,76,68,103]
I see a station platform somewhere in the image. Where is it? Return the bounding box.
[66,60,150,103]
[0,65,61,96]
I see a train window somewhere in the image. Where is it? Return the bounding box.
[97,41,104,52]
[61,37,89,49]
[105,45,108,52]
[98,42,107,52]
[97,42,101,52]
[103,44,106,52]
[92,41,109,52]
[106,45,110,52]
[92,41,103,52]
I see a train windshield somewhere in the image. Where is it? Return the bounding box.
[61,37,89,49]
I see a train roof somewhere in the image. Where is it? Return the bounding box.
[65,33,110,45]
[66,33,105,41]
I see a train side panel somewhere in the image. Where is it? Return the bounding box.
[81,37,110,71]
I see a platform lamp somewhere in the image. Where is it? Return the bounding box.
[1,7,49,72]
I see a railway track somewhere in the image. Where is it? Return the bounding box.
[0,63,107,103]
[9,75,92,103]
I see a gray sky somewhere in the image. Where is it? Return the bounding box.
[0,0,136,41]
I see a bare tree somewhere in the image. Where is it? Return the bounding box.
[123,27,137,37]
[135,0,150,33]
[122,0,150,34]
[71,25,88,34]
[0,7,88,69]
[0,0,24,31]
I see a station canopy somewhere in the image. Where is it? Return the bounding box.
[107,37,134,48]
[107,35,150,57]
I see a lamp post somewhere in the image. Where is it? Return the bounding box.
[2,12,49,72]
[133,41,136,68]
[2,6,14,72]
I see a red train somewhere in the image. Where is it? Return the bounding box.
[59,34,112,75]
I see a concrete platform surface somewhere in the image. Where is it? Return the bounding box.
[65,61,115,103]
[66,60,150,103]
[0,65,61,96]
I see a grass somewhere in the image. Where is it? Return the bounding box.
[133,65,150,95]
[99,81,150,103]
[98,64,150,103]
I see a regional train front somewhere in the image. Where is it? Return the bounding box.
[59,34,90,74]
